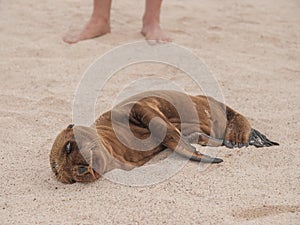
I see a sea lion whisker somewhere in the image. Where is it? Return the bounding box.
[88,150,96,179]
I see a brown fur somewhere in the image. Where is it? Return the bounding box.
[50,90,277,184]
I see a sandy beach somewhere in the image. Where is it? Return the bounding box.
[0,0,299,224]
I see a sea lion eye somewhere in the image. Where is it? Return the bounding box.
[65,141,72,154]
[77,166,88,175]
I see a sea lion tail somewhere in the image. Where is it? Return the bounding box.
[249,129,279,147]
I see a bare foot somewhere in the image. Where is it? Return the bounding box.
[63,17,110,44]
[141,22,172,43]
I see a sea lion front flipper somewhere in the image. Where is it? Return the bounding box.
[175,138,223,163]
[248,129,279,147]
[132,104,223,164]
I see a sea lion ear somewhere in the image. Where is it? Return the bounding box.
[67,124,74,130]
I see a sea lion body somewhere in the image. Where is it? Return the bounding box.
[50,90,278,184]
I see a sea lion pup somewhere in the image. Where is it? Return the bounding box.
[50,90,278,184]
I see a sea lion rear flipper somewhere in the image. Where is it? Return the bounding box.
[249,129,279,147]
[223,140,249,148]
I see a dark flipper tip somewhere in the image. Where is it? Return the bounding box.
[249,129,279,147]
[196,155,223,164]
[212,157,224,164]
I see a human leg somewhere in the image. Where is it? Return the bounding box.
[141,0,171,42]
[63,0,112,44]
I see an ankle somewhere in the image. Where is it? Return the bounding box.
[142,14,160,27]
[90,13,110,25]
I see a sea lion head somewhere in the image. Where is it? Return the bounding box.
[49,124,101,184]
